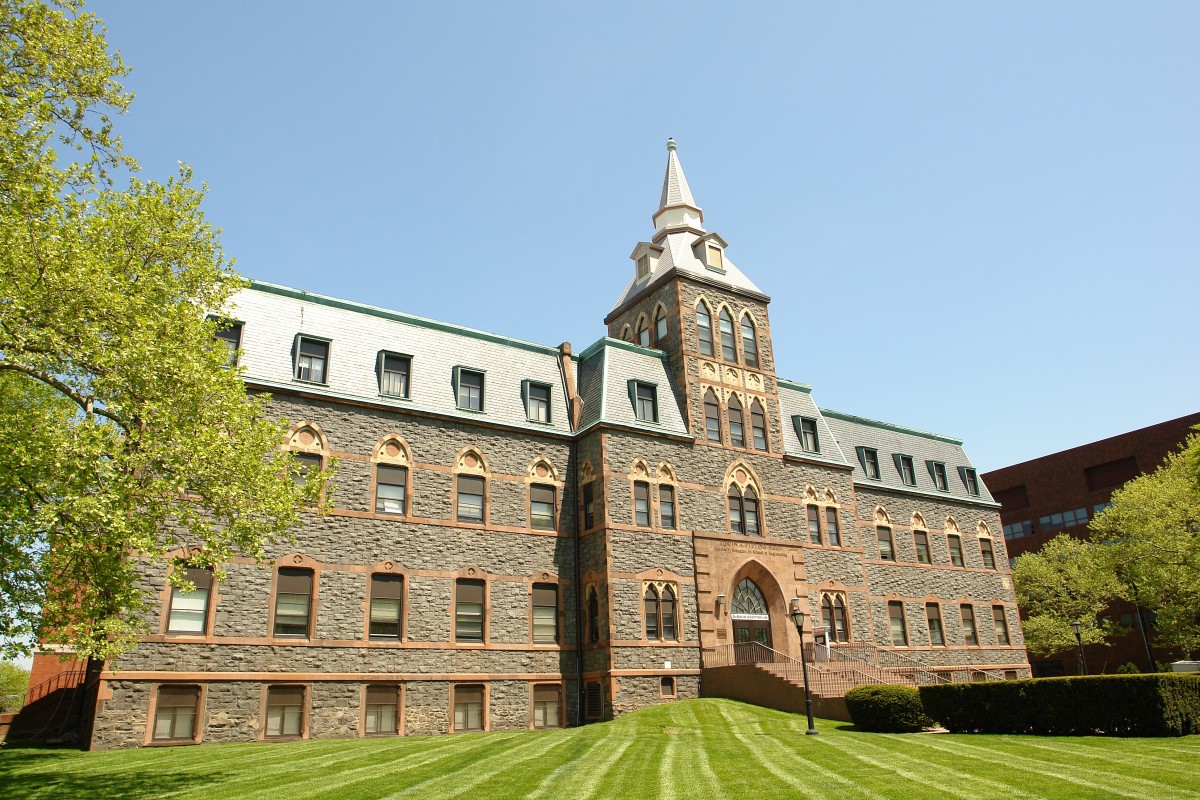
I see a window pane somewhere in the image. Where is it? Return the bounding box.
[530,485,556,530]
[993,607,1010,645]
[927,604,945,646]
[915,531,931,564]
[456,580,485,642]
[296,339,328,383]
[457,370,483,410]
[644,589,659,639]
[980,539,995,569]
[825,508,840,546]
[380,354,409,397]
[705,394,721,442]
[533,584,557,643]
[801,418,818,452]
[697,304,714,357]
[961,606,978,645]
[741,317,758,368]
[376,465,407,514]
[728,494,744,534]
[888,603,908,646]
[655,312,667,342]
[807,505,821,544]
[370,574,403,638]
[877,527,894,561]
[583,483,595,529]
[751,403,767,451]
[729,398,744,447]
[659,486,675,529]
[718,310,736,361]
[634,481,650,527]
[457,476,485,522]
[661,588,677,640]
[168,585,209,634]
[949,536,964,566]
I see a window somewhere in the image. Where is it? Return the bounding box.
[166,567,211,635]
[993,606,1011,646]
[798,417,819,453]
[888,602,908,646]
[533,685,561,729]
[453,685,484,732]
[1004,520,1033,540]
[637,317,650,347]
[644,583,677,641]
[1039,507,1090,533]
[928,461,949,491]
[654,307,667,344]
[897,455,916,486]
[364,685,398,735]
[741,315,759,368]
[960,467,980,496]
[728,395,745,447]
[456,368,484,411]
[821,594,849,643]
[696,302,714,358]
[586,586,600,644]
[525,382,551,423]
[636,254,650,281]
[583,483,595,529]
[961,605,978,646]
[980,538,996,569]
[375,465,407,515]
[532,583,558,644]
[294,337,328,383]
[750,400,767,451]
[585,682,603,719]
[876,526,895,561]
[273,568,312,637]
[455,579,485,643]
[634,481,650,527]
[213,320,242,367]
[633,382,657,422]
[858,448,880,480]
[718,309,736,361]
[704,390,722,442]
[826,507,841,547]
[807,505,822,544]
[456,475,485,523]
[948,534,965,567]
[369,574,403,639]
[378,352,410,398]
[728,485,760,536]
[530,484,556,531]
[293,452,322,488]
[926,603,945,646]
[914,531,931,564]
[660,677,677,697]
[265,686,305,738]
[659,485,676,530]
[153,685,199,741]
[707,245,724,270]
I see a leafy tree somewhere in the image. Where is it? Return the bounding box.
[1091,433,1200,656]
[1,0,329,662]
[1012,534,1126,657]
[0,661,30,713]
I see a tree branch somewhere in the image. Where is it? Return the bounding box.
[0,359,126,428]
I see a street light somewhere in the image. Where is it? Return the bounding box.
[789,597,819,736]
[1070,620,1088,675]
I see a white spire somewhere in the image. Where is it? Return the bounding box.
[653,138,704,233]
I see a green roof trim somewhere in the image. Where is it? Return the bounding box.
[777,378,813,394]
[820,408,964,446]
[575,336,667,362]
[248,280,563,357]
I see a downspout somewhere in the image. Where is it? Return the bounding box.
[558,343,585,725]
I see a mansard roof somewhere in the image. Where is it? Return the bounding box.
[575,338,690,436]
[226,282,577,436]
[820,408,998,506]
[776,380,850,467]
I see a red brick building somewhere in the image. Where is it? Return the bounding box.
[981,412,1200,676]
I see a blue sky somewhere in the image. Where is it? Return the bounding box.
[87,0,1198,473]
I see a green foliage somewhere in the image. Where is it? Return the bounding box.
[843,684,934,732]
[919,674,1200,736]
[1012,534,1126,656]
[0,661,30,712]
[0,0,331,661]
[1116,662,1141,674]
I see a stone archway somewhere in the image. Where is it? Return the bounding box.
[725,560,791,663]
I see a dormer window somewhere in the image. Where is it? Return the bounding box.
[706,245,724,271]
[636,254,650,282]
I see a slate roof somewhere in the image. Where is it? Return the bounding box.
[574,338,689,436]
[226,282,576,436]
[820,409,998,506]
[776,380,850,466]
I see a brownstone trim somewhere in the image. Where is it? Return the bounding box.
[450,682,488,733]
[258,682,311,742]
[157,554,220,641]
[143,681,207,746]
[267,555,321,641]
[659,675,678,698]
[363,566,408,643]
[529,682,564,730]
[451,567,490,645]
[359,682,404,737]
[102,671,571,682]
[609,669,701,677]
[528,573,564,646]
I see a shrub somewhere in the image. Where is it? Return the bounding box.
[1116,662,1140,674]
[844,684,934,732]
[919,674,1200,736]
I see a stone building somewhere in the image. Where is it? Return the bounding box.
[75,141,1028,749]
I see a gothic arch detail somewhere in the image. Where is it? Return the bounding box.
[455,446,490,474]
[286,421,328,453]
[874,506,892,525]
[372,435,410,464]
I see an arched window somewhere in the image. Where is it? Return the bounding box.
[741,314,759,368]
[732,578,767,616]
[636,316,650,347]
[821,593,850,643]
[728,395,745,448]
[653,306,667,345]
[643,583,678,641]
[728,485,760,535]
[750,399,767,451]
[696,302,714,358]
[586,586,600,644]
[718,308,736,362]
[704,390,722,443]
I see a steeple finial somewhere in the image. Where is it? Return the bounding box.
[655,139,703,232]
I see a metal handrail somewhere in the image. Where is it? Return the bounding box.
[23,668,87,706]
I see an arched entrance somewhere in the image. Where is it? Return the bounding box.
[731,578,771,662]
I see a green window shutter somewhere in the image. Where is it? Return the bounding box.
[957,466,968,488]
[854,446,867,473]
[521,378,530,407]
[627,379,638,411]
[452,365,462,396]
[926,460,938,483]
[892,453,904,478]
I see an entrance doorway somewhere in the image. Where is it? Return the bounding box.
[730,578,771,662]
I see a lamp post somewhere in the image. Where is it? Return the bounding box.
[789,597,819,736]
[1070,620,1088,675]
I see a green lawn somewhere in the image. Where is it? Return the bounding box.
[3,699,1199,799]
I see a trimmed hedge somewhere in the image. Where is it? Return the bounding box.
[844,684,934,732]
[919,673,1200,736]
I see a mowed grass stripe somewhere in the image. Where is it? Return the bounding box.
[543,725,637,799]
[751,725,891,800]
[717,703,821,799]
[945,738,1192,800]
[1007,738,1200,797]
[949,735,1200,778]
[381,731,566,799]
[524,725,619,799]
[671,702,727,800]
